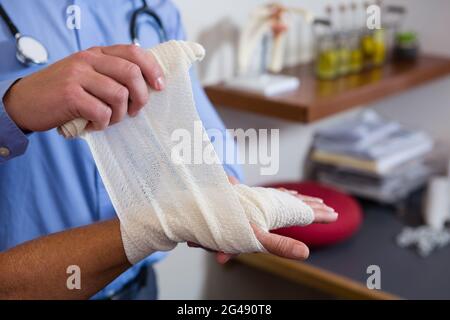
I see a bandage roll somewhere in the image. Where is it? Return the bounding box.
[60,41,314,264]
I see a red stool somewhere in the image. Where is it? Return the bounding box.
[264,181,363,248]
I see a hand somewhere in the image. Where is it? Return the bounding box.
[249,192,337,260]
[189,177,338,264]
[3,45,165,132]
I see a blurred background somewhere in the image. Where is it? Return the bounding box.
[155,0,450,299]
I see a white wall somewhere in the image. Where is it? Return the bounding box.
[175,0,350,85]
[156,0,450,299]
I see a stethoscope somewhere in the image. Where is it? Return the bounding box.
[0,0,167,67]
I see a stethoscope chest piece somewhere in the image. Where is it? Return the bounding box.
[16,35,49,65]
[0,4,48,66]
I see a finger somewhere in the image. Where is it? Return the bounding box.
[187,242,236,264]
[311,209,338,223]
[81,69,129,125]
[297,195,324,203]
[305,201,335,213]
[72,87,112,131]
[101,45,165,91]
[252,223,309,260]
[301,200,338,223]
[278,189,324,203]
[215,252,236,264]
[87,51,149,116]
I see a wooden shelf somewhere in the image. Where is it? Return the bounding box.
[205,55,450,123]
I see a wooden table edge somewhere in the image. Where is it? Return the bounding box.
[234,253,400,300]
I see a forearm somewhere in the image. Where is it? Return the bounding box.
[0,218,130,300]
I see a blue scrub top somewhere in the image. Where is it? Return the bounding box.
[0,0,242,298]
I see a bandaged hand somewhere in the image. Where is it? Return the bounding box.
[60,41,338,264]
[192,187,338,263]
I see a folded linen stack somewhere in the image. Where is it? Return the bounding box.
[310,110,434,203]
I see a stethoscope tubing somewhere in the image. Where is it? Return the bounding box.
[0,1,167,66]
[0,4,20,37]
[131,0,168,45]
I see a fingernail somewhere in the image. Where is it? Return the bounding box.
[293,245,308,259]
[289,190,298,195]
[129,111,138,117]
[155,77,165,90]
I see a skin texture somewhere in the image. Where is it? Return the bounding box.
[3,45,165,132]
[0,219,130,300]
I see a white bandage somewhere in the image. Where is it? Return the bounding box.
[60,41,314,264]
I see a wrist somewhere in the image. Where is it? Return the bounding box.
[2,79,32,134]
